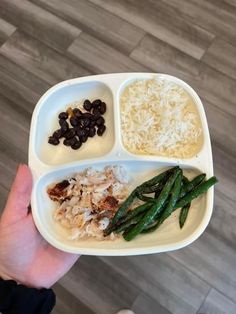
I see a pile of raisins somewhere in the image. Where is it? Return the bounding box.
[48,99,106,150]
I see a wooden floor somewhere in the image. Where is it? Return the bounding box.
[0,0,236,313]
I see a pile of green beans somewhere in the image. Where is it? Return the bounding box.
[104,167,218,241]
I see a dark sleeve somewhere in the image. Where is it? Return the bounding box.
[0,278,56,314]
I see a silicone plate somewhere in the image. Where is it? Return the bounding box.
[29,73,214,256]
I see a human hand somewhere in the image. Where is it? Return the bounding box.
[0,164,80,289]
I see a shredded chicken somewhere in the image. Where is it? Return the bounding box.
[47,165,129,240]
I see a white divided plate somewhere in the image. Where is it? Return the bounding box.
[29,73,214,256]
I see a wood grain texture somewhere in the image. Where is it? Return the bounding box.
[58,257,140,314]
[197,288,236,314]
[99,255,210,314]
[67,32,149,73]
[31,0,145,54]
[0,31,90,85]
[90,0,215,59]
[53,283,95,314]
[160,0,236,44]
[0,1,236,313]
[204,99,236,157]
[0,185,8,214]
[0,0,81,52]
[132,293,171,314]
[0,70,40,114]
[202,38,236,80]
[169,230,236,303]
[0,18,16,46]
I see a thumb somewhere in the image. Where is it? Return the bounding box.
[1,164,32,225]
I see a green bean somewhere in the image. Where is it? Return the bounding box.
[154,182,165,198]
[110,190,136,227]
[123,168,181,241]
[104,202,152,236]
[138,185,161,194]
[141,211,163,233]
[136,193,155,202]
[109,167,178,228]
[118,202,153,224]
[179,174,206,198]
[154,171,183,228]
[114,212,145,233]
[137,166,179,189]
[143,176,217,233]
[141,221,158,233]
[175,176,218,209]
[179,203,191,229]
[182,176,189,185]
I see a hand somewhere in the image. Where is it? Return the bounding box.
[0,164,80,289]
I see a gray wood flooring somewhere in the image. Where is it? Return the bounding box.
[0,1,236,313]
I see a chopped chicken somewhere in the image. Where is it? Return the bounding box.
[47,165,129,240]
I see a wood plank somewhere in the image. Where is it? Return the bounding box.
[58,256,139,314]
[0,163,17,193]
[0,53,50,97]
[212,141,236,203]
[52,283,95,314]
[0,95,29,168]
[31,0,145,54]
[160,0,236,45]
[67,32,149,73]
[132,293,171,314]
[0,18,16,46]
[169,230,236,303]
[0,185,8,214]
[207,190,236,251]
[100,254,210,314]
[0,0,81,52]
[202,38,236,80]
[197,288,236,314]
[130,34,236,118]
[0,31,91,86]
[204,99,236,157]
[0,70,40,114]
[89,0,215,59]
[224,0,236,7]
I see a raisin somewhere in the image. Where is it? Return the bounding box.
[63,138,72,146]
[48,136,59,145]
[70,116,79,127]
[71,139,82,150]
[82,112,93,119]
[52,129,63,139]
[83,99,93,111]
[99,102,106,114]
[60,124,68,134]
[88,127,96,137]
[58,112,68,119]
[92,107,100,116]
[64,128,76,139]
[81,135,88,143]
[97,125,106,136]
[73,108,82,117]
[90,120,96,127]
[76,128,88,139]
[96,116,105,126]
[92,99,102,108]
[80,118,90,128]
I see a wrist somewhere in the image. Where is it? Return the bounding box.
[0,269,12,281]
[0,267,21,285]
